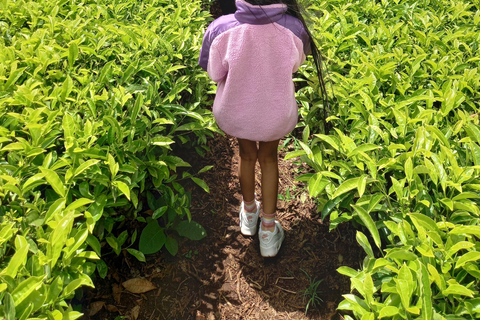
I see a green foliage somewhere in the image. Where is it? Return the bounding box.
[294,0,480,318]
[299,268,324,315]
[0,0,216,317]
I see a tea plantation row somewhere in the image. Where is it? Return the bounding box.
[0,0,216,318]
[295,0,480,318]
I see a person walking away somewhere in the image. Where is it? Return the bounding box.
[199,0,328,257]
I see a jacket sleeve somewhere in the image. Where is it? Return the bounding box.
[292,36,307,73]
[199,26,214,71]
[207,45,228,82]
[199,22,228,82]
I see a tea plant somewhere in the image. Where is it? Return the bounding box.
[0,0,215,317]
[294,0,480,318]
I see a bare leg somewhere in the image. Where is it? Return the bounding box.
[237,138,258,203]
[258,140,280,228]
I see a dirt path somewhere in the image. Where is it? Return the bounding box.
[83,134,365,320]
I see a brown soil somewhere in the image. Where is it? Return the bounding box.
[82,134,365,320]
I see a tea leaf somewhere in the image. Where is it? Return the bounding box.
[175,220,206,240]
[442,284,474,297]
[191,177,209,193]
[1,235,29,278]
[112,181,131,200]
[332,177,360,199]
[356,231,374,258]
[139,220,166,254]
[352,205,381,250]
[68,42,79,68]
[39,168,66,197]
[455,252,480,269]
[12,276,45,307]
[126,249,146,262]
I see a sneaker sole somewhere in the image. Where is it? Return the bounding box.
[260,231,285,257]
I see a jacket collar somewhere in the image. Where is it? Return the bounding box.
[234,0,288,25]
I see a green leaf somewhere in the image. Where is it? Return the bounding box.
[385,249,418,261]
[44,198,66,224]
[4,67,26,90]
[314,134,339,151]
[73,159,100,177]
[308,173,328,198]
[152,206,168,219]
[191,177,209,193]
[1,235,29,278]
[86,235,101,256]
[357,175,368,198]
[126,248,146,262]
[465,123,480,144]
[442,284,474,297]
[151,136,175,146]
[356,231,374,258]
[139,220,166,254]
[450,226,480,238]
[405,157,413,181]
[332,177,360,199]
[337,266,359,278]
[4,292,15,320]
[165,236,178,256]
[347,144,380,157]
[175,220,206,240]
[131,94,143,123]
[96,260,108,279]
[64,228,88,260]
[39,168,65,197]
[321,194,346,220]
[338,294,370,315]
[62,274,94,298]
[447,241,475,258]
[426,125,450,148]
[352,205,381,250]
[409,213,440,233]
[419,263,433,320]
[198,165,214,174]
[47,211,74,269]
[379,306,399,318]
[113,181,131,200]
[455,252,480,269]
[65,198,94,212]
[12,275,45,307]
[68,42,79,68]
[284,149,306,160]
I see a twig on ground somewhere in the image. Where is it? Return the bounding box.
[247,276,262,290]
[275,285,297,294]
[275,276,295,285]
[177,277,190,292]
[236,268,243,303]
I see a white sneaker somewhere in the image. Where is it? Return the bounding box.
[259,221,285,257]
[239,200,260,236]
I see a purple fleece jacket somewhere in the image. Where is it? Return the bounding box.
[199,0,310,141]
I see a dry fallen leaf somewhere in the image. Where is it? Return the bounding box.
[89,301,105,316]
[122,278,157,294]
[112,283,122,304]
[131,305,141,320]
[106,304,119,312]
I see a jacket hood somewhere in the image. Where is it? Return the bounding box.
[234,0,288,25]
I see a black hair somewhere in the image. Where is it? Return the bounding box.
[245,0,331,133]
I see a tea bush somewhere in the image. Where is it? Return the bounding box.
[0,0,216,317]
[295,0,480,318]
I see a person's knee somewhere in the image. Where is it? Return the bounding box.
[240,149,258,162]
[258,150,277,165]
